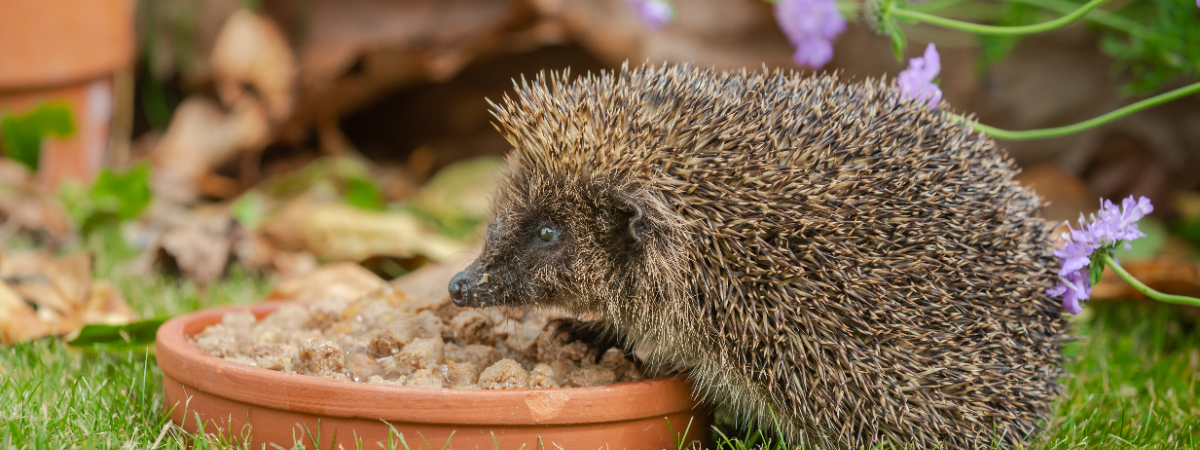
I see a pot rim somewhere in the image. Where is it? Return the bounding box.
[156,302,703,426]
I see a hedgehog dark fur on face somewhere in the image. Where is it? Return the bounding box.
[448,64,1069,450]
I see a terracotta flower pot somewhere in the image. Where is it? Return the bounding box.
[0,0,135,187]
[156,302,714,449]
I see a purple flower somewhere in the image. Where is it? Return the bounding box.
[1048,196,1154,314]
[627,0,674,29]
[1093,196,1153,245]
[897,43,943,109]
[775,0,846,69]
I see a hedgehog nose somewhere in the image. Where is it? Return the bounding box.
[449,271,471,306]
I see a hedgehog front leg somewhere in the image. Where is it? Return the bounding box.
[543,317,624,363]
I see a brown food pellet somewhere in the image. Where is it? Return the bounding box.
[260,304,312,330]
[414,310,445,340]
[440,361,479,388]
[309,298,348,329]
[191,291,648,389]
[390,337,444,376]
[478,358,530,389]
[248,342,297,372]
[556,341,591,366]
[496,320,543,360]
[296,338,347,377]
[191,327,240,358]
[619,364,645,383]
[563,367,616,387]
[529,363,559,389]
[404,368,445,389]
[462,344,502,368]
[367,328,412,357]
[450,310,495,345]
[221,310,257,331]
[599,348,632,379]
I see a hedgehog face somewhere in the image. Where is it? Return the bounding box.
[448,173,642,312]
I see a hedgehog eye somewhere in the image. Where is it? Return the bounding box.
[538,226,558,243]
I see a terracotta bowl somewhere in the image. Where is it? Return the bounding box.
[156,302,713,449]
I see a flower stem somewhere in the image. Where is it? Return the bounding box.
[948,81,1200,140]
[1002,0,1144,37]
[1101,254,1200,308]
[889,0,1112,36]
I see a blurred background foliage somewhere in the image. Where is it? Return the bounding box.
[0,0,1198,446]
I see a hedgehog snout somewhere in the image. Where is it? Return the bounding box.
[448,270,473,306]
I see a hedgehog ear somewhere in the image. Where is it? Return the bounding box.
[619,194,650,243]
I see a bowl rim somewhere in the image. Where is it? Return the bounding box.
[156,301,703,426]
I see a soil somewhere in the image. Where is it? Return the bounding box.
[189,287,645,389]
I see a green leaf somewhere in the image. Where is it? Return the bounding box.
[66,317,170,351]
[90,164,152,221]
[866,0,910,61]
[232,190,268,230]
[1094,0,1200,94]
[886,20,909,61]
[1089,251,1107,285]
[344,177,384,211]
[0,102,76,172]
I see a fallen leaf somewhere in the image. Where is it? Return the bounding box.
[9,285,76,331]
[413,156,505,226]
[0,249,52,280]
[43,252,93,310]
[262,199,466,262]
[150,96,270,204]
[0,281,50,342]
[0,161,74,244]
[265,262,385,302]
[80,281,135,326]
[230,223,317,278]
[151,208,234,286]
[67,316,168,351]
[211,10,297,122]
[278,0,528,141]
[1017,163,1097,223]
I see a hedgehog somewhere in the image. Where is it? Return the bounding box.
[447,63,1069,450]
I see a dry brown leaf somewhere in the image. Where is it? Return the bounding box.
[1018,163,1097,223]
[0,161,74,244]
[150,96,271,204]
[0,249,52,280]
[277,0,528,141]
[261,199,466,262]
[43,252,93,310]
[10,282,74,321]
[153,209,234,286]
[0,281,50,342]
[270,251,319,279]
[211,10,297,122]
[81,281,135,326]
[265,262,385,302]
[231,224,318,278]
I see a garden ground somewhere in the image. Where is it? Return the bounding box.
[1,234,1198,450]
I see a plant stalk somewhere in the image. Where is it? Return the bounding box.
[949,81,1200,140]
[889,0,1112,35]
[1101,254,1200,308]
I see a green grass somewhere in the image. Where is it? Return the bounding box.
[2,233,1199,449]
